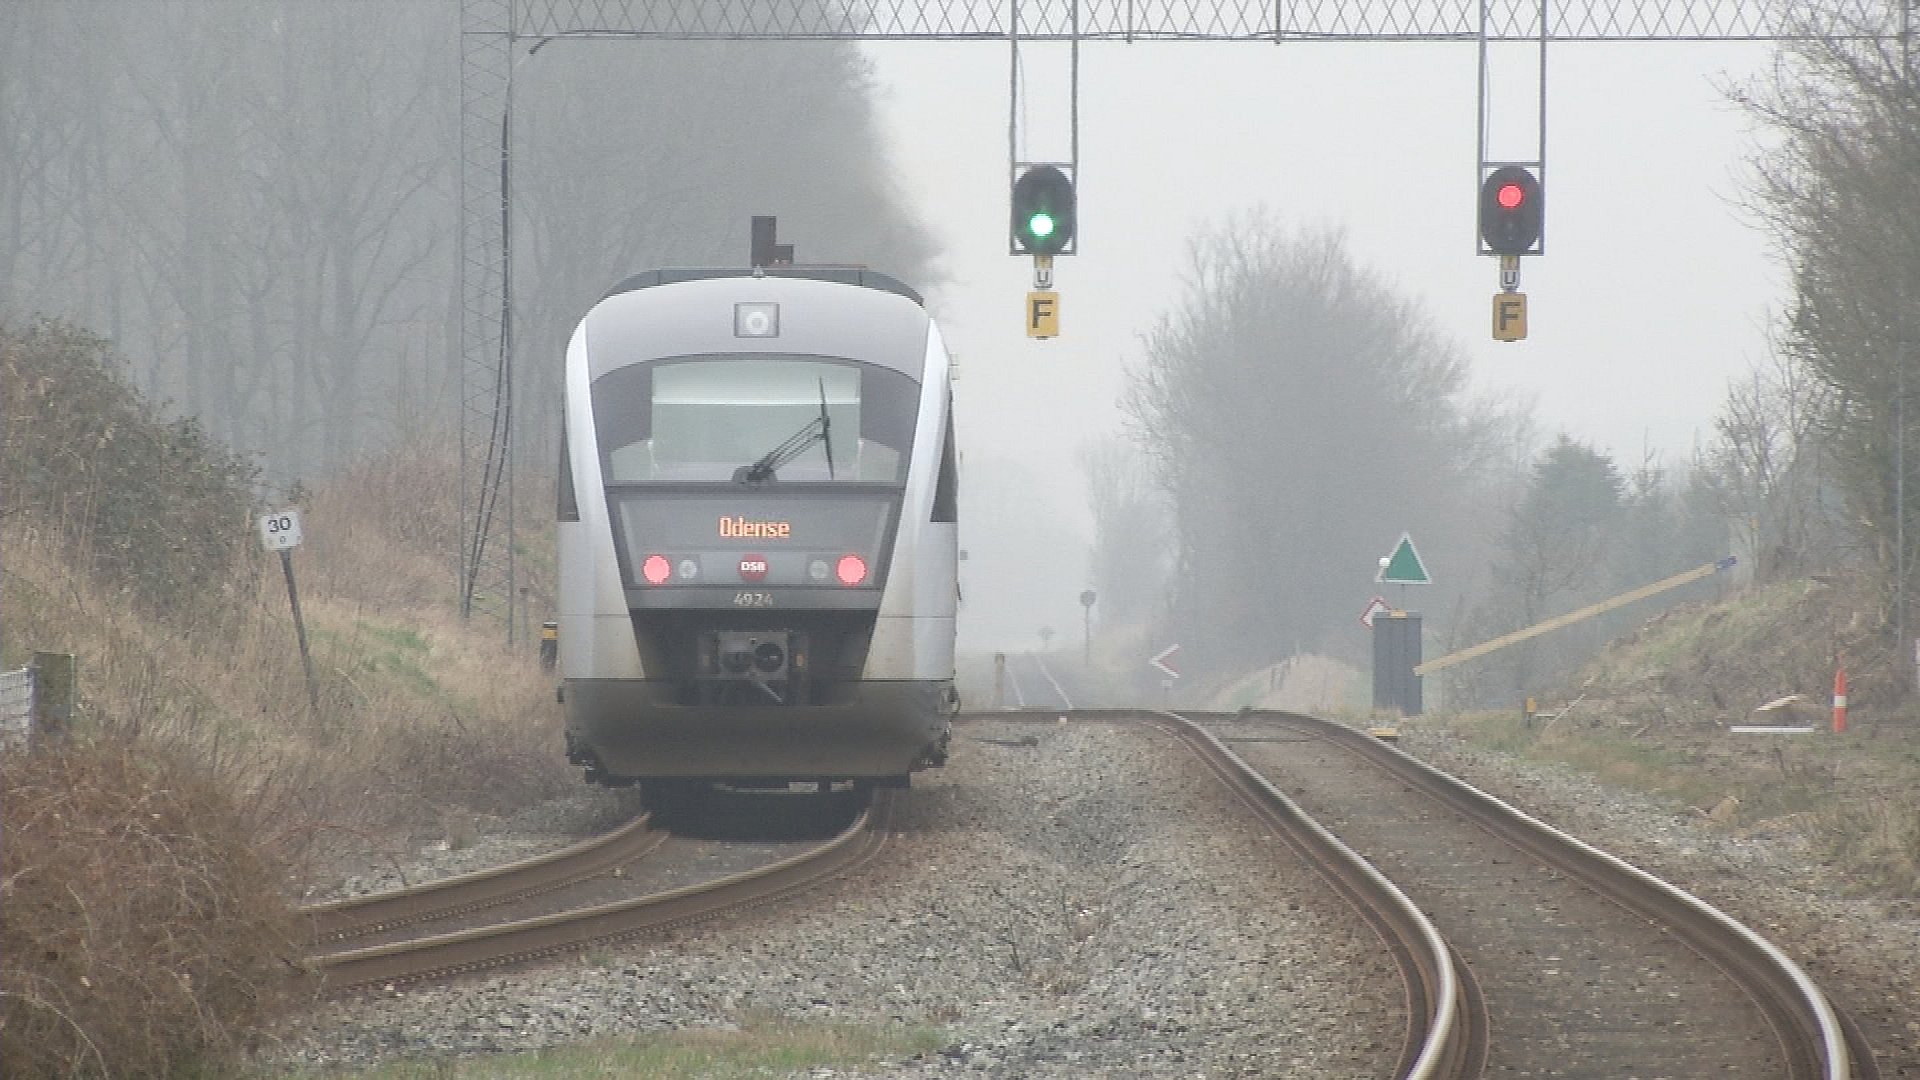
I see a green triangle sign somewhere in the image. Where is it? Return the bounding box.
[1377,533,1431,585]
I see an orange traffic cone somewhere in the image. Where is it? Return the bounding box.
[1831,668,1848,734]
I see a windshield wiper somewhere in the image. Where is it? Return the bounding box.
[733,378,835,485]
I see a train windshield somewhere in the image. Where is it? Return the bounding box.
[593,355,919,485]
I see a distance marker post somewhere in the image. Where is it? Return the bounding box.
[259,508,319,715]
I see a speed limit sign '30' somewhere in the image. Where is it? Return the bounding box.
[258,508,304,552]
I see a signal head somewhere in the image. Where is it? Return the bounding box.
[1011,165,1077,256]
[1479,165,1543,256]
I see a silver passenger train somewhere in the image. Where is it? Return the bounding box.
[556,263,957,802]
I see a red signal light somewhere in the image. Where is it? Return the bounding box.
[835,554,868,586]
[641,554,671,585]
[1479,166,1543,256]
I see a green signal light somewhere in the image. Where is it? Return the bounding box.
[1010,164,1075,255]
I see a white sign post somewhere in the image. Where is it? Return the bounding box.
[258,508,303,551]
[259,509,318,714]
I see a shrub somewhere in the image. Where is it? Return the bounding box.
[0,738,307,1078]
[0,318,259,618]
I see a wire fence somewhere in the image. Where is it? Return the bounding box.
[0,664,36,751]
[0,654,75,755]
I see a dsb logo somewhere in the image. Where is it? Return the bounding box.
[738,556,769,582]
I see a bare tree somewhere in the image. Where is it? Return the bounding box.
[1735,0,1920,636]
[1123,215,1520,677]
[510,38,939,457]
[1079,436,1172,632]
[1696,350,1843,581]
[1,2,936,493]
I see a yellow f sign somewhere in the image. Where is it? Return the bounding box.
[1026,291,1060,339]
[1492,292,1528,342]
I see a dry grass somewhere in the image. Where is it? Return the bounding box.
[1,740,308,1078]
[1810,788,1920,893]
[1441,706,1920,894]
[1571,576,1910,728]
[1424,573,1920,895]
[3,504,572,870]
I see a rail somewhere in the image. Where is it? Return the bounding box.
[302,811,662,944]
[1247,710,1873,1080]
[309,792,894,994]
[973,709,1486,1078]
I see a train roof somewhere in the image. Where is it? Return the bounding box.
[603,266,923,307]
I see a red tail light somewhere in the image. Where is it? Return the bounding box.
[641,554,671,585]
[835,554,868,586]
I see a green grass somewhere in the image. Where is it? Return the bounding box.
[1447,709,1724,813]
[362,623,430,655]
[258,1019,948,1079]
[308,619,445,702]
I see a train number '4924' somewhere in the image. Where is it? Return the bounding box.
[732,591,774,608]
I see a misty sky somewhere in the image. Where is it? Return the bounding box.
[857,41,1781,653]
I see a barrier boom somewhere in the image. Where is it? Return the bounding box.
[1414,557,1735,676]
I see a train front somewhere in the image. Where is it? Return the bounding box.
[557,269,957,789]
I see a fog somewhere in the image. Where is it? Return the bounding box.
[862,42,1781,659]
[2,6,1793,687]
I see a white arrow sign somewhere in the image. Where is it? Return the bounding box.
[1149,643,1181,679]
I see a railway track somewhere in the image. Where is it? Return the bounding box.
[304,811,667,945]
[998,652,1064,710]
[1207,709,1876,1080]
[301,790,897,995]
[974,708,1488,1079]
[295,700,1870,1077]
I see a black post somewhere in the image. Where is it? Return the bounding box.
[751,215,794,267]
[30,652,74,740]
[281,549,319,714]
[1371,611,1423,716]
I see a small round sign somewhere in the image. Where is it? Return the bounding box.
[738,555,769,582]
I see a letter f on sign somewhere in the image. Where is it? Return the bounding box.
[1026,291,1060,339]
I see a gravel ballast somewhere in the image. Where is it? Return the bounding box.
[263,718,1405,1077]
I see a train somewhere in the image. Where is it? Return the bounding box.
[555,260,958,807]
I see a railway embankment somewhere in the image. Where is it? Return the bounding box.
[3,322,572,1078]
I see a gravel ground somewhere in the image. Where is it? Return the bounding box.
[261,719,1404,1077]
[1394,721,1920,1077]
